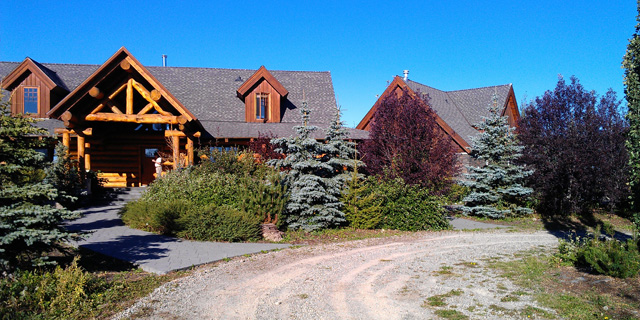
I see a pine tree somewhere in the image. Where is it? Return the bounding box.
[623,1,640,214]
[0,100,79,270]
[269,101,345,231]
[461,94,533,218]
[323,106,362,190]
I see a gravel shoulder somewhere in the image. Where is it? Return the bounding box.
[116,230,560,320]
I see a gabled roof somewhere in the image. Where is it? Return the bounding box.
[357,76,516,151]
[0,57,59,91]
[48,47,196,121]
[0,49,368,140]
[407,80,514,146]
[236,65,289,99]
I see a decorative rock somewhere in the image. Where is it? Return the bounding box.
[262,223,283,242]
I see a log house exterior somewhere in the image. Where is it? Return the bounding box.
[1,47,367,187]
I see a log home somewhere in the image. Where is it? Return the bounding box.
[0,47,367,187]
[357,74,521,166]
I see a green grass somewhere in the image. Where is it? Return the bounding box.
[490,249,638,320]
[423,289,464,308]
[434,309,469,320]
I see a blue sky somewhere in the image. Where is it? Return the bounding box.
[1,1,636,127]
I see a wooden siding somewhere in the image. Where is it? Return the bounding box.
[10,72,54,117]
[244,81,282,123]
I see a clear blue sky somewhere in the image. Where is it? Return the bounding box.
[1,1,636,127]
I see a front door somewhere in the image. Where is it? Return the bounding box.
[140,147,159,185]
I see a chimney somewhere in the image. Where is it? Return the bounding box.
[403,70,409,81]
[162,54,167,67]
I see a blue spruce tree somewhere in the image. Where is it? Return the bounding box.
[461,94,533,218]
[270,101,345,231]
[0,100,80,270]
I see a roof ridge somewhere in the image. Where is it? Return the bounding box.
[446,83,512,93]
[0,61,330,73]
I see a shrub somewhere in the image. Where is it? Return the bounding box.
[178,205,262,242]
[555,233,640,278]
[373,178,450,231]
[239,174,288,225]
[341,174,382,229]
[0,258,108,319]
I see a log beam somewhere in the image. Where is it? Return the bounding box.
[54,128,92,136]
[150,89,162,101]
[85,113,186,124]
[120,60,133,73]
[138,103,154,115]
[131,80,171,116]
[89,87,104,99]
[164,130,201,138]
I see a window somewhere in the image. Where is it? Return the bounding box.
[255,93,268,120]
[23,87,38,114]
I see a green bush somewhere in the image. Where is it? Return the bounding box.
[0,258,110,319]
[373,178,451,231]
[239,174,288,225]
[178,205,262,242]
[555,234,640,278]
[341,175,382,229]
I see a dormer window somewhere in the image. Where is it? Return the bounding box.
[23,87,39,114]
[237,66,289,123]
[256,93,268,120]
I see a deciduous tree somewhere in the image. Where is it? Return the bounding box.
[518,76,629,217]
[360,87,460,192]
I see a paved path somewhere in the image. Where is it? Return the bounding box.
[65,190,290,275]
[65,189,504,275]
[448,216,508,230]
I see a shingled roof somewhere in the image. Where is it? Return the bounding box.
[406,80,514,146]
[0,61,368,140]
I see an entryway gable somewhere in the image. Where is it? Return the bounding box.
[48,47,197,127]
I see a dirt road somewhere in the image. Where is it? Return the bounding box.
[116,230,559,319]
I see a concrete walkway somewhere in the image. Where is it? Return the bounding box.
[65,189,290,275]
[448,216,509,230]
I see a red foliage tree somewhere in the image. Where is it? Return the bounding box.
[248,131,284,161]
[360,87,460,192]
[518,76,629,216]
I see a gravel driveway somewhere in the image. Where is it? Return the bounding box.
[116,230,560,319]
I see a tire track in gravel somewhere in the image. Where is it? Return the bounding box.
[117,231,559,320]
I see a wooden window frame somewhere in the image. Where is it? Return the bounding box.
[255,93,269,121]
[23,86,39,115]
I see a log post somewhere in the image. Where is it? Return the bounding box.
[62,132,70,152]
[186,137,194,166]
[126,78,134,114]
[172,135,180,170]
[77,135,85,172]
[84,142,91,171]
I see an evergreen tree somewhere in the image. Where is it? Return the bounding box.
[623,1,640,214]
[323,106,362,189]
[269,102,345,231]
[461,94,533,218]
[0,101,79,270]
